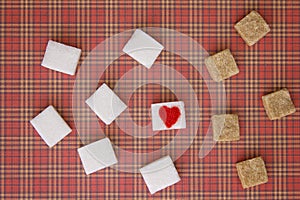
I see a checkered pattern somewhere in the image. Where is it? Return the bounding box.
[1,0,300,199]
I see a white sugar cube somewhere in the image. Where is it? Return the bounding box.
[30,105,72,148]
[151,101,186,131]
[85,83,127,125]
[123,29,164,69]
[77,138,118,175]
[139,156,181,194]
[41,40,81,75]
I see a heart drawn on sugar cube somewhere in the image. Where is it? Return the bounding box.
[159,106,181,128]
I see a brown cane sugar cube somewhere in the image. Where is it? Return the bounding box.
[204,49,239,82]
[234,10,270,46]
[262,88,296,120]
[236,156,268,189]
[212,114,240,142]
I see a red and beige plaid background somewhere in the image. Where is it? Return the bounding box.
[1,0,300,199]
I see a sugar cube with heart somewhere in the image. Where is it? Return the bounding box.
[151,101,186,131]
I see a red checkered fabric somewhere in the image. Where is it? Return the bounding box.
[1,1,300,199]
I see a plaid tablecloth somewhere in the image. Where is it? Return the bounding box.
[1,1,300,199]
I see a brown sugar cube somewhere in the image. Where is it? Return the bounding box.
[204,49,239,82]
[212,114,240,142]
[262,88,296,120]
[234,10,270,46]
[236,156,268,189]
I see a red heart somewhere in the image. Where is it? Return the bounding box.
[159,106,181,128]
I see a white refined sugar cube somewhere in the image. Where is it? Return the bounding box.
[123,29,164,69]
[41,40,81,75]
[77,138,118,175]
[85,83,127,125]
[30,105,72,148]
[139,155,181,194]
[151,101,186,131]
